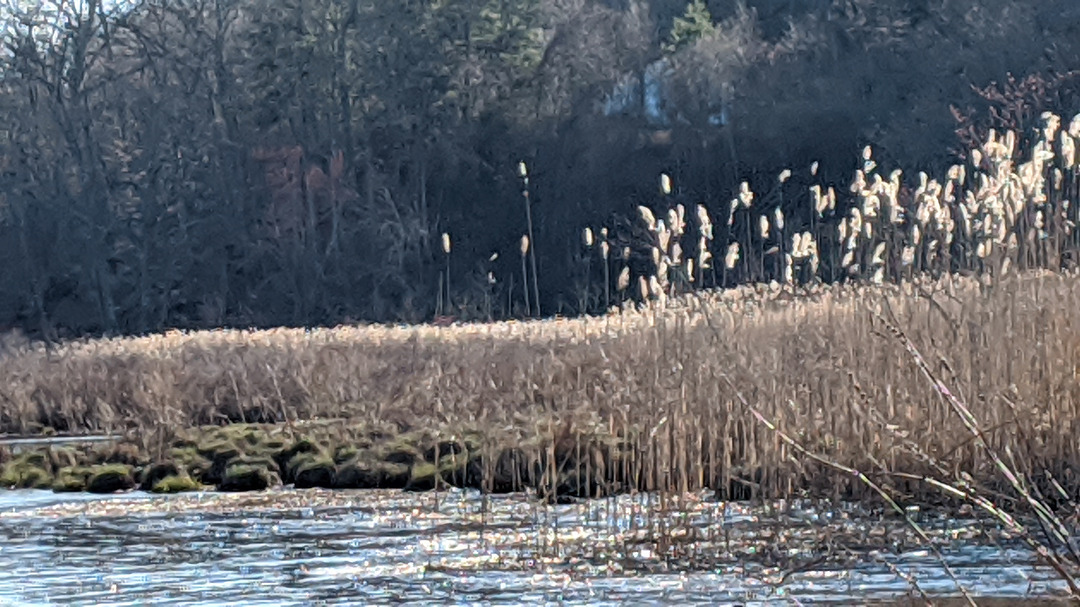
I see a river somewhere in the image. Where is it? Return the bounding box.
[0,489,1071,605]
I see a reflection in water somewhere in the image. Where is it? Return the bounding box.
[0,489,1068,605]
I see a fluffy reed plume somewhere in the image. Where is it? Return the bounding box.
[646,112,1079,287]
[520,235,531,317]
[725,242,740,269]
[638,205,657,231]
[600,228,611,310]
[738,181,754,208]
[617,266,630,292]
[441,233,452,315]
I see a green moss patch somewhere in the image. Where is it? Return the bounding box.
[139,461,181,491]
[334,456,410,489]
[437,453,484,490]
[275,438,321,470]
[404,462,443,492]
[194,440,243,485]
[218,464,279,492]
[86,464,136,493]
[152,474,201,493]
[0,453,54,489]
[52,466,92,492]
[292,454,336,489]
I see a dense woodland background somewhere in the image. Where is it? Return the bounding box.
[1,0,1079,337]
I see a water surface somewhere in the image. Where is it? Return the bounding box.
[0,489,1070,605]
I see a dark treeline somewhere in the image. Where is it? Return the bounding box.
[1,0,1079,337]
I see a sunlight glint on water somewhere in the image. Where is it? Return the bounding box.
[0,489,1068,605]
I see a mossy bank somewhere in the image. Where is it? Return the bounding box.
[0,419,665,502]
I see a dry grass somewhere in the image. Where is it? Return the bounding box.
[2,268,1079,505]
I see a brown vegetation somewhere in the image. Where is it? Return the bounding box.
[1,268,1078,507]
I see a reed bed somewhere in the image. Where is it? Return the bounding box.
[4,115,1080,512]
[1,268,1078,505]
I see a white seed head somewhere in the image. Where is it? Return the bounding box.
[441,233,451,254]
[517,161,528,178]
[779,169,792,184]
[725,242,740,269]
[812,185,827,215]
[666,208,679,234]
[901,246,915,266]
[696,204,712,230]
[583,227,594,247]
[738,182,754,207]
[520,235,530,256]
[849,208,863,234]
[660,173,672,195]
[872,242,886,266]
[617,266,631,291]
[638,206,657,231]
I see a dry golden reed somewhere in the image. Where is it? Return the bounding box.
[2,269,1080,505]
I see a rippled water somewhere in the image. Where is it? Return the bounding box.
[0,489,1070,605]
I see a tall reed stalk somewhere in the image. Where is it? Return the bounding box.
[519,161,541,317]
